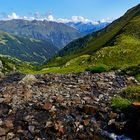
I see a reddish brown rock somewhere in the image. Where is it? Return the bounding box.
[132,102,140,108]
[43,102,53,110]
[109,112,117,119]
[83,119,90,126]
[4,119,14,129]
[83,105,98,114]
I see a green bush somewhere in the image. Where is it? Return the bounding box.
[111,96,131,109]
[135,74,140,82]
[122,85,140,101]
[86,65,108,73]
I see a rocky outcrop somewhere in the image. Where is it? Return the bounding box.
[0,72,138,140]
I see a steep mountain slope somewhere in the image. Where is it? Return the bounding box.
[0,19,82,49]
[47,4,140,70]
[0,31,58,63]
[66,21,110,35]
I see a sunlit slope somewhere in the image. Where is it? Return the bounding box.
[47,4,140,69]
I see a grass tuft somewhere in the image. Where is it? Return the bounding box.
[111,96,132,109]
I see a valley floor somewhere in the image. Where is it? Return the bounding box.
[0,72,139,140]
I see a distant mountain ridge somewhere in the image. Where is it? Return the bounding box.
[0,18,110,64]
[0,19,84,64]
[0,19,82,49]
[65,21,110,35]
[0,31,58,63]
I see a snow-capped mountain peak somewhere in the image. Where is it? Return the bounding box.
[65,21,111,35]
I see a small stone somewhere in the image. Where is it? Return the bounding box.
[78,79,84,84]
[59,126,65,135]
[0,119,3,126]
[7,132,15,139]
[45,121,53,127]
[98,94,104,100]
[132,102,140,108]
[0,98,4,103]
[75,122,80,127]
[37,138,42,140]
[4,119,13,129]
[84,105,98,114]
[83,119,90,126]
[79,125,83,129]
[43,102,52,110]
[109,112,117,119]
[0,127,6,136]
[50,106,57,112]
[108,119,115,125]
[83,97,91,101]
[28,125,35,133]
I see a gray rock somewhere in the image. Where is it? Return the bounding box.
[19,74,37,84]
[0,60,3,70]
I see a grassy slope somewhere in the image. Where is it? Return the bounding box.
[0,55,35,74]
[40,4,140,74]
[0,31,58,64]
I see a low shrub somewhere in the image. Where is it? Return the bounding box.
[122,85,140,101]
[111,96,131,109]
[86,65,108,73]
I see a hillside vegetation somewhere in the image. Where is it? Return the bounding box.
[0,55,35,74]
[0,19,82,49]
[0,31,58,63]
[44,4,140,74]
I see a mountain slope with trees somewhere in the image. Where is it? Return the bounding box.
[0,19,82,49]
[0,31,58,63]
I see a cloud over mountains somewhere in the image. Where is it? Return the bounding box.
[0,12,114,24]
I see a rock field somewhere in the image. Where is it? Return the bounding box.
[0,72,139,140]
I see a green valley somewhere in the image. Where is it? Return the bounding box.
[43,4,140,74]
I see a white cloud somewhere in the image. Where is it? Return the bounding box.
[57,18,69,23]
[2,12,114,24]
[100,17,115,23]
[47,15,54,21]
[7,12,20,20]
[57,16,110,25]
[57,16,92,23]
[71,16,90,23]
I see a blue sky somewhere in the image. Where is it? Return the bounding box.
[0,0,140,21]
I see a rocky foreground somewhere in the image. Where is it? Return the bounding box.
[0,72,139,140]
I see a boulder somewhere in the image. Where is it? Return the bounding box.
[19,74,37,84]
[132,102,140,109]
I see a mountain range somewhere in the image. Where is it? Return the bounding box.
[0,20,82,64]
[0,18,110,64]
[0,19,82,49]
[46,4,140,73]
[65,21,110,35]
